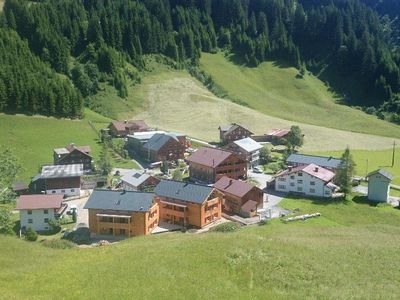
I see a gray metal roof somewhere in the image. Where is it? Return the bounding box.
[40,164,84,179]
[121,170,151,188]
[127,131,166,141]
[367,169,394,180]
[287,154,342,169]
[155,180,214,204]
[54,148,69,155]
[233,137,262,153]
[84,189,155,212]
[143,133,178,152]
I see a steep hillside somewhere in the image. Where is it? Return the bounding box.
[1,197,400,299]
[199,52,400,138]
[126,67,400,151]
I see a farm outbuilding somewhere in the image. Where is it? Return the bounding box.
[367,169,393,203]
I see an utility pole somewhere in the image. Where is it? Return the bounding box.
[392,140,396,167]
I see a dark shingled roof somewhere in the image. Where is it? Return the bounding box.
[286,153,342,169]
[214,176,256,198]
[143,133,178,152]
[155,180,214,204]
[186,147,238,167]
[367,169,394,180]
[84,190,155,212]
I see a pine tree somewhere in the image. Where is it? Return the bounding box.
[335,147,356,198]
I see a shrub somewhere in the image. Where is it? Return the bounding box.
[211,222,241,232]
[259,219,268,226]
[25,227,38,241]
[42,239,76,249]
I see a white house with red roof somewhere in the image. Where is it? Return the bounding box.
[16,195,65,231]
[274,163,338,197]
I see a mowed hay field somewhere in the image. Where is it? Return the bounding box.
[0,110,136,182]
[1,197,400,299]
[311,148,400,185]
[199,52,400,139]
[131,70,400,151]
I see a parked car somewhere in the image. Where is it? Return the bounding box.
[66,205,78,215]
[253,166,263,174]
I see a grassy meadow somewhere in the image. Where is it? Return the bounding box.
[0,110,137,182]
[1,196,400,299]
[199,52,400,139]
[311,148,400,185]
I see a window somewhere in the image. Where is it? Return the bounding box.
[28,219,33,224]
[297,180,303,184]
[52,191,56,194]
[44,209,48,214]
[310,188,315,193]
[278,185,286,189]
[71,189,75,192]
[310,181,315,186]
[297,187,303,192]
[290,175,295,179]
[278,177,286,182]
[27,210,32,215]
[298,172,303,176]
[325,190,331,195]
[44,218,49,223]
[290,182,295,187]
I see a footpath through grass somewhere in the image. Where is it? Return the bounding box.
[1,195,400,299]
[200,52,400,139]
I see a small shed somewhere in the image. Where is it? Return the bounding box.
[240,200,258,218]
[367,169,393,203]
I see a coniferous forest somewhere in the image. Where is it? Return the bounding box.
[0,0,400,122]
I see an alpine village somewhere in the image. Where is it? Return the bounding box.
[1,0,400,299]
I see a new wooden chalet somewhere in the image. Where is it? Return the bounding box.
[186,147,247,183]
[53,143,92,171]
[219,123,253,144]
[32,164,84,197]
[84,189,159,238]
[142,133,186,162]
[214,176,263,217]
[109,120,150,137]
[154,180,222,228]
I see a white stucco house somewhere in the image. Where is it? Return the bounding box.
[367,169,393,203]
[274,163,338,197]
[16,194,66,231]
[232,137,263,168]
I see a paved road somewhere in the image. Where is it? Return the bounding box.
[64,194,91,228]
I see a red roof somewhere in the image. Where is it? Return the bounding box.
[276,163,335,182]
[186,147,237,167]
[267,128,290,138]
[16,195,64,210]
[214,176,256,198]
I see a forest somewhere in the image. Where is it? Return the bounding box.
[0,0,399,123]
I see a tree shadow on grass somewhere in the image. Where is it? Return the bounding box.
[352,195,378,207]
[284,193,348,206]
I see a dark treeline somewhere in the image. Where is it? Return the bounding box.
[0,0,400,122]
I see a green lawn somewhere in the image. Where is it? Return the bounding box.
[200,52,400,139]
[0,111,137,182]
[1,195,400,299]
[310,148,400,185]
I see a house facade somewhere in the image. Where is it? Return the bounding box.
[214,176,263,217]
[33,164,83,196]
[109,120,149,137]
[186,147,247,183]
[367,169,393,202]
[286,153,342,172]
[84,190,159,238]
[154,180,222,228]
[16,195,65,231]
[142,133,186,162]
[120,170,160,191]
[231,137,263,168]
[219,123,253,145]
[53,144,92,171]
[274,164,337,198]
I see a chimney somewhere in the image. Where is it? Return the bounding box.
[124,120,127,124]
[314,167,319,172]
[288,166,293,171]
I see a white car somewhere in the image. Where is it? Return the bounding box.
[252,166,263,174]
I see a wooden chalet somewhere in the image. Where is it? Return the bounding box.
[218,123,253,145]
[53,143,92,171]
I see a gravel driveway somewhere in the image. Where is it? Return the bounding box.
[64,193,91,228]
